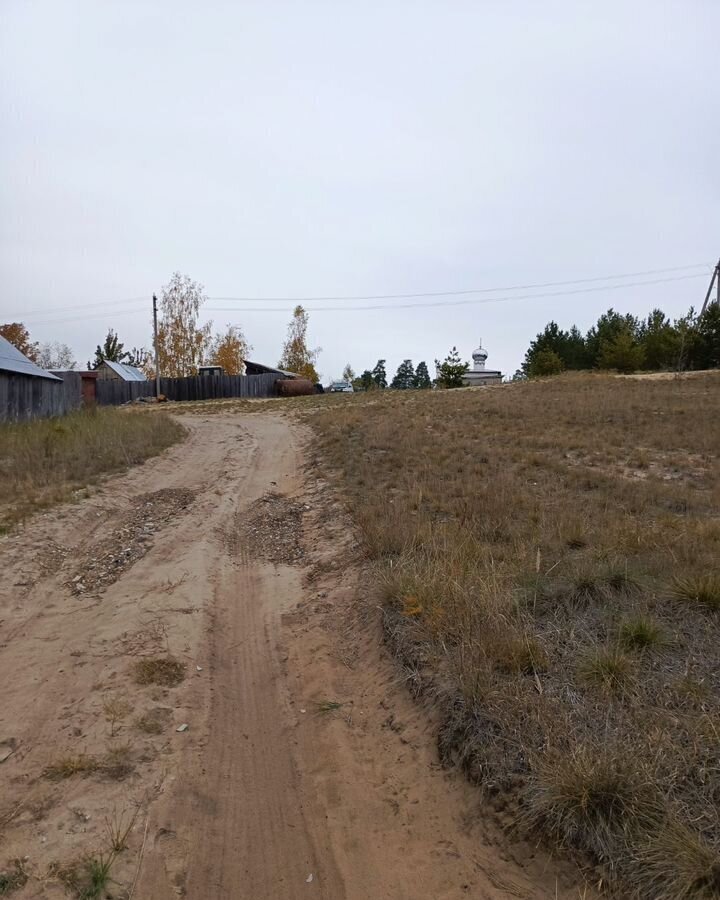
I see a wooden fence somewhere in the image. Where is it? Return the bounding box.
[96,372,281,406]
[0,372,285,421]
[0,371,82,422]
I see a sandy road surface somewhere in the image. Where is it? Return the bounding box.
[0,412,581,899]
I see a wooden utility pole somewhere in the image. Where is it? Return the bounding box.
[152,293,161,398]
[699,258,720,317]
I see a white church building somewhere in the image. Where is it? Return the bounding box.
[462,339,503,386]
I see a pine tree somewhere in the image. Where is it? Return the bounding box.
[391,359,415,389]
[355,370,374,391]
[371,359,387,389]
[528,348,564,377]
[89,328,130,369]
[597,331,645,373]
[434,347,468,388]
[413,361,431,389]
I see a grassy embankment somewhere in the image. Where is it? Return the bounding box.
[309,373,720,899]
[0,407,185,531]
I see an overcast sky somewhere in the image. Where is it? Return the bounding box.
[2,1,719,379]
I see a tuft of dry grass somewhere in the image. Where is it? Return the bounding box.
[303,372,720,897]
[578,646,635,693]
[102,697,131,737]
[133,657,185,687]
[619,616,666,651]
[628,821,720,900]
[491,633,549,675]
[105,805,140,852]
[670,574,720,612]
[0,407,184,531]
[0,859,28,895]
[135,712,165,735]
[525,747,658,864]
[101,743,135,780]
[44,754,99,781]
[53,851,117,900]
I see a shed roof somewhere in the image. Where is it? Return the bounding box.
[244,359,296,378]
[0,335,61,380]
[101,360,147,381]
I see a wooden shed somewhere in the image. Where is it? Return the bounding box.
[0,335,78,421]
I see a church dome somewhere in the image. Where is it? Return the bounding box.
[472,340,488,368]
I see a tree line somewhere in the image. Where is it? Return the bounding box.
[1,272,321,382]
[522,304,720,377]
[342,347,470,391]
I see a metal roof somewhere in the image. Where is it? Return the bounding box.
[244,359,296,378]
[0,335,61,380]
[101,360,147,381]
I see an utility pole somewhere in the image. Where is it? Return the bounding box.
[152,293,161,398]
[699,258,720,317]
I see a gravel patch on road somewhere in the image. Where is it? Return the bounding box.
[234,493,306,564]
[69,488,195,595]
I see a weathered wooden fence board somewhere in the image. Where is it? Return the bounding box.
[95,380,155,406]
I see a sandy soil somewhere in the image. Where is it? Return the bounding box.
[0,412,585,899]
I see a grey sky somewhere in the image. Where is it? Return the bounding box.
[2,1,718,379]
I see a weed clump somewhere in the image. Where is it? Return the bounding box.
[0,859,27,895]
[525,748,657,864]
[44,754,98,780]
[670,575,720,612]
[628,821,720,900]
[103,696,131,736]
[133,657,185,687]
[105,806,140,852]
[491,634,548,674]
[579,646,634,694]
[101,743,134,780]
[619,616,665,650]
[135,712,165,734]
[54,852,116,900]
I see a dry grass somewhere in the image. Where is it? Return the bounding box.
[44,742,135,782]
[578,646,635,694]
[103,697,132,737]
[670,574,720,611]
[619,616,666,650]
[135,712,165,734]
[0,859,27,895]
[105,805,140,852]
[301,372,720,897]
[0,407,185,531]
[133,656,185,687]
[44,754,99,781]
[101,743,135,780]
[53,851,116,900]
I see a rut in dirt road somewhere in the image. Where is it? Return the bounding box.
[135,416,346,900]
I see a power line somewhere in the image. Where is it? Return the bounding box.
[17,297,147,318]
[206,272,707,314]
[2,265,710,326]
[6,306,150,327]
[207,262,711,303]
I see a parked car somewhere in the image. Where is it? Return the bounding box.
[328,381,354,393]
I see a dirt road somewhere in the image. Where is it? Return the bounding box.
[0,412,581,899]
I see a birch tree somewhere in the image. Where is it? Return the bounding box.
[156,273,212,377]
